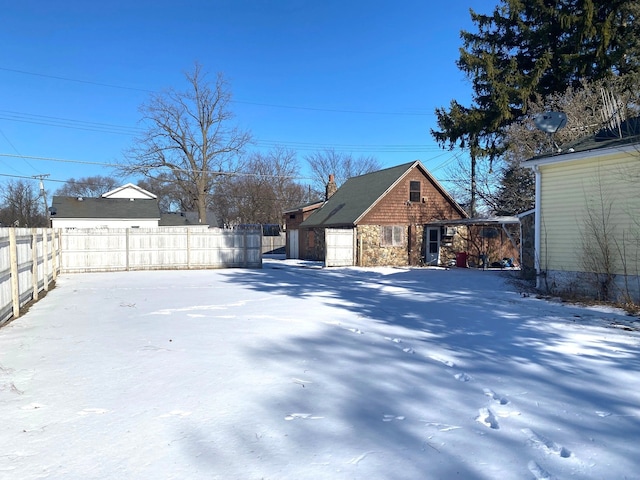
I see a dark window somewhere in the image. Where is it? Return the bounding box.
[409,181,421,202]
[289,214,296,219]
[381,226,404,247]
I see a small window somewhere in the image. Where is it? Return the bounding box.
[289,214,296,219]
[409,181,421,202]
[381,226,404,247]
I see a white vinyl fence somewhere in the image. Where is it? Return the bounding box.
[59,227,262,273]
[1,226,262,326]
[0,228,60,326]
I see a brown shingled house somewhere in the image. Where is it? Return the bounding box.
[286,161,468,267]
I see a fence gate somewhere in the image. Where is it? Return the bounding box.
[325,228,355,267]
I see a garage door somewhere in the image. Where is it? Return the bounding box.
[325,228,355,267]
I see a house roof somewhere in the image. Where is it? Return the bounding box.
[50,196,161,220]
[300,161,466,228]
[283,200,324,214]
[526,116,640,167]
[102,183,157,199]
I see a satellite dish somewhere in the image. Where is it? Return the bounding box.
[534,112,567,133]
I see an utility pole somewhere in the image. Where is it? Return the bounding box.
[33,174,50,226]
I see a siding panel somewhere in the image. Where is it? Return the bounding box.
[539,153,640,275]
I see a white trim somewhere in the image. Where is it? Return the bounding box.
[533,166,542,289]
[102,183,157,199]
[524,141,640,168]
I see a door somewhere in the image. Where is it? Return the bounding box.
[288,229,299,259]
[424,227,440,265]
[325,228,355,267]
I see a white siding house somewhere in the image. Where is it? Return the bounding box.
[50,183,161,229]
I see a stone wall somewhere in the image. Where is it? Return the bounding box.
[357,225,410,267]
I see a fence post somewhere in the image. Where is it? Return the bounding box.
[31,229,39,301]
[52,229,59,281]
[187,228,191,269]
[43,229,50,292]
[9,229,20,319]
[126,228,130,271]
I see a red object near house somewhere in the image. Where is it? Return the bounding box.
[456,252,468,268]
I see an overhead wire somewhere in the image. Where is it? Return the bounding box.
[0,66,434,117]
[0,66,459,184]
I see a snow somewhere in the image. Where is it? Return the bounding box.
[1,258,639,480]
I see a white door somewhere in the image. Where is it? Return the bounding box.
[425,227,440,265]
[325,228,355,267]
[288,229,299,259]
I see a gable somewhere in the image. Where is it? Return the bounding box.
[300,161,466,228]
[102,183,157,200]
[359,167,467,225]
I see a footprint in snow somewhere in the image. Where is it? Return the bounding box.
[475,407,499,429]
[483,388,509,405]
[20,402,46,410]
[522,428,571,458]
[454,372,473,382]
[382,414,405,422]
[429,355,456,368]
[528,460,554,480]
[77,408,109,416]
[159,410,192,418]
[284,413,323,420]
[385,337,415,354]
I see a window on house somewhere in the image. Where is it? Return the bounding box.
[409,181,421,202]
[381,226,404,247]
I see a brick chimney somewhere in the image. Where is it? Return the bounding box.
[325,174,337,200]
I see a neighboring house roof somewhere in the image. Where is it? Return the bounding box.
[283,200,324,214]
[102,183,157,199]
[526,116,640,166]
[159,212,199,226]
[300,161,467,228]
[181,211,222,227]
[50,196,160,220]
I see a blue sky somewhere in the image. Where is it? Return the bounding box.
[0,0,491,193]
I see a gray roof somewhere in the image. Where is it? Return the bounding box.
[300,161,465,228]
[283,199,324,214]
[529,116,640,161]
[50,196,160,220]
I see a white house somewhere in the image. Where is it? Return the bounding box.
[50,183,162,229]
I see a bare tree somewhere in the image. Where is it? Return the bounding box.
[118,63,252,223]
[304,148,381,197]
[0,180,47,227]
[504,76,640,164]
[213,147,308,226]
[137,173,192,213]
[55,176,122,198]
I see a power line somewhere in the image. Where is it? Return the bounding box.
[0,127,37,174]
[0,67,154,93]
[0,66,434,117]
[0,110,143,136]
[233,99,432,116]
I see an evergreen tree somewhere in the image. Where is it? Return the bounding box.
[432,0,640,215]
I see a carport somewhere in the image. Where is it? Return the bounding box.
[424,216,521,268]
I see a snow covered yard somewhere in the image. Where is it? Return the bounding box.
[1,259,639,480]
